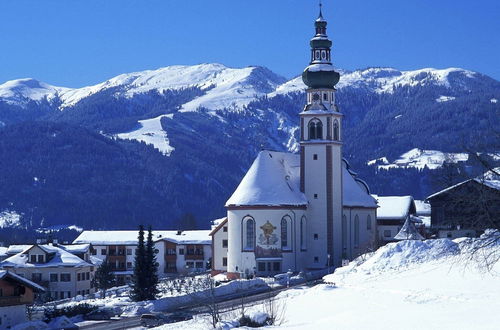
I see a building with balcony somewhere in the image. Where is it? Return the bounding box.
[0,244,95,300]
[0,270,45,328]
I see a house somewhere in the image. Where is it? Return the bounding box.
[73,230,212,283]
[0,244,95,300]
[210,217,228,275]
[221,7,378,279]
[374,196,421,243]
[0,270,45,328]
[426,175,500,238]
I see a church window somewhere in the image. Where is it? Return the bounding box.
[321,50,326,60]
[314,194,318,199]
[300,216,307,250]
[315,50,320,60]
[308,118,323,139]
[313,154,318,160]
[323,93,328,101]
[223,257,227,266]
[223,226,227,232]
[314,233,319,240]
[281,216,292,251]
[243,216,255,251]
[354,215,360,247]
[222,239,228,248]
[333,120,339,141]
[367,215,372,230]
[314,256,319,263]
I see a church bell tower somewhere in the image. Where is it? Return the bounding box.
[300,3,343,268]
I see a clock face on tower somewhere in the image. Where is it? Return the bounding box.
[312,93,320,101]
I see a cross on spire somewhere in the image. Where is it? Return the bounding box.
[319,1,323,19]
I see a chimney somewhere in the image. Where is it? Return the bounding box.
[176,230,182,235]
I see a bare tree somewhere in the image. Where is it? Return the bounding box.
[263,292,286,326]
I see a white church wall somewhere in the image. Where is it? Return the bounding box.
[343,207,377,259]
[227,208,307,277]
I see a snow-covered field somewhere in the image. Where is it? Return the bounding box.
[159,233,500,330]
[368,148,469,170]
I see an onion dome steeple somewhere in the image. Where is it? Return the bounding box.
[302,3,340,90]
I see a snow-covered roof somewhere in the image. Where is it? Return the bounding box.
[0,270,46,292]
[427,178,500,200]
[226,151,377,208]
[0,244,92,268]
[394,217,424,240]
[210,217,228,236]
[6,245,32,255]
[60,244,90,254]
[374,196,416,220]
[414,200,431,216]
[0,247,8,257]
[225,151,307,207]
[74,230,211,245]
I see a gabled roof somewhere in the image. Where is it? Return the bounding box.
[374,196,416,220]
[209,217,228,236]
[0,270,46,292]
[225,151,307,207]
[0,244,92,268]
[427,178,500,200]
[225,150,377,208]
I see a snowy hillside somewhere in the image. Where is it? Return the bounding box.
[0,78,69,106]
[162,232,500,330]
[367,148,469,170]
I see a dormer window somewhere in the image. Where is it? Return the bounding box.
[30,255,36,263]
[37,255,44,263]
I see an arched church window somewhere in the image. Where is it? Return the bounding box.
[308,119,323,140]
[242,216,255,251]
[281,216,292,251]
[333,119,339,141]
[367,215,372,230]
[300,216,307,251]
[354,215,360,248]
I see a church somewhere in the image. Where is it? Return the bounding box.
[211,7,378,279]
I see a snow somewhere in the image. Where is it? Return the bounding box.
[414,200,431,216]
[226,151,376,208]
[0,244,91,268]
[374,195,415,219]
[36,224,83,233]
[374,148,469,170]
[73,230,212,245]
[226,151,306,207]
[436,95,456,102]
[116,114,175,155]
[366,156,389,166]
[0,78,69,106]
[0,210,22,228]
[0,270,47,292]
[491,98,498,103]
[305,63,337,72]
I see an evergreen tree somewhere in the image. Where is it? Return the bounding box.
[130,225,147,301]
[93,261,116,299]
[145,226,159,300]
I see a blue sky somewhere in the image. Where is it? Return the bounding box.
[1,0,499,87]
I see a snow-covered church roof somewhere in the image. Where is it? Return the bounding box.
[225,150,377,208]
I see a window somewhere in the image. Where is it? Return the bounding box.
[273,262,281,272]
[281,216,292,251]
[30,255,36,263]
[109,249,116,256]
[77,273,81,281]
[222,257,227,267]
[333,120,339,141]
[323,93,328,101]
[354,215,360,247]
[384,230,391,237]
[243,216,255,251]
[167,248,176,255]
[308,118,323,139]
[367,215,372,230]
[314,256,319,263]
[67,291,71,298]
[60,273,71,282]
[258,262,266,272]
[32,273,42,282]
[126,249,132,255]
[195,261,204,269]
[37,255,44,263]
[179,248,185,255]
[300,216,307,250]
[86,272,90,280]
[314,233,319,240]
[314,194,318,199]
[222,239,228,248]
[127,262,132,269]
[313,154,318,160]
[186,261,194,269]
[223,226,228,232]
[101,249,106,255]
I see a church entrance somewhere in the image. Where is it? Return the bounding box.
[256,258,282,277]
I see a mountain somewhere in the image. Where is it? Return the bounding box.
[0,64,499,232]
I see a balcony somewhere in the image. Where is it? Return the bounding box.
[0,296,23,307]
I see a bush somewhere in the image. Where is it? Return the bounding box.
[44,303,98,321]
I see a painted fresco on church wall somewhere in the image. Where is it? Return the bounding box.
[255,220,282,258]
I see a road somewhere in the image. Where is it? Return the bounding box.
[79,280,322,329]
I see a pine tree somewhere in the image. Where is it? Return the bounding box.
[93,261,116,299]
[145,226,159,300]
[130,225,146,301]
